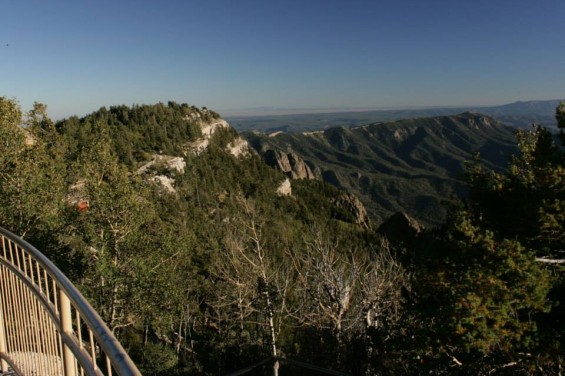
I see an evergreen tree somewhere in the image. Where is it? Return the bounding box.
[412,105,565,373]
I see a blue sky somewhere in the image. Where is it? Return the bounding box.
[1,0,564,119]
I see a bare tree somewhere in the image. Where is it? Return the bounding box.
[288,230,410,364]
[358,239,410,332]
[288,231,362,340]
[210,196,291,376]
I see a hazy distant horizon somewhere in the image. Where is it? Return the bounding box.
[36,97,565,121]
[220,98,564,119]
[220,104,473,118]
[11,95,564,122]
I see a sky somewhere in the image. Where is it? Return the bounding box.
[1,0,565,119]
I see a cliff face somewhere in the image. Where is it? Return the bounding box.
[263,149,316,180]
[332,192,370,229]
[136,116,251,194]
[186,119,250,158]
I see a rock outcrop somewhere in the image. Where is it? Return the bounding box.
[136,155,186,175]
[332,192,370,229]
[263,150,316,180]
[136,155,187,194]
[276,178,292,196]
[226,137,250,157]
[377,212,422,244]
[66,179,89,210]
[187,119,230,155]
[186,118,250,158]
[152,175,176,194]
[23,129,37,147]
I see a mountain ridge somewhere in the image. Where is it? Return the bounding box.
[244,112,518,226]
[228,99,564,133]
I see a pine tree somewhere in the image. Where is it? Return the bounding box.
[413,105,565,372]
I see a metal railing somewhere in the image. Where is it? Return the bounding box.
[0,226,141,376]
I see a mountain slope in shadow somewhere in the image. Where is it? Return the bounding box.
[244,113,518,226]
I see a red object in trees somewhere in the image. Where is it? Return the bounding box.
[77,201,89,212]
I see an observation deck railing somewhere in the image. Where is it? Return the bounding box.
[0,226,141,376]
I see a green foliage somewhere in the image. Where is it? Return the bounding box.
[5,97,564,374]
[425,214,551,354]
[410,106,565,373]
[60,123,159,330]
[466,125,565,256]
[556,101,565,129]
[55,101,203,166]
[140,342,178,375]
[0,98,66,243]
[3,98,403,375]
[244,113,518,226]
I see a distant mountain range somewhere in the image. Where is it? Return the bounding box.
[243,112,518,226]
[228,99,563,133]
[479,99,563,128]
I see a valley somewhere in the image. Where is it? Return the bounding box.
[244,112,518,226]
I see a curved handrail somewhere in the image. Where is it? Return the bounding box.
[0,226,142,376]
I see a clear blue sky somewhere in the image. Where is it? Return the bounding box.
[1,0,564,119]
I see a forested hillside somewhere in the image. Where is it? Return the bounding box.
[0,97,563,375]
[244,113,518,226]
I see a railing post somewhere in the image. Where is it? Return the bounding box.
[0,286,7,373]
[0,227,142,376]
[60,291,77,376]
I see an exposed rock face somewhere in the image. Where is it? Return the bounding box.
[242,113,518,227]
[66,179,88,209]
[276,178,292,196]
[226,137,250,157]
[263,149,316,180]
[136,117,250,194]
[333,192,370,228]
[136,155,186,194]
[166,156,186,172]
[187,119,229,155]
[136,155,186,175]
[186,118,250,157]
[377,212,422,244]
[153,175,176,194]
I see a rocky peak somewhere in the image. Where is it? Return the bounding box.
[377,212,422,244]
[332,192,370,229]
[263,149,316,180]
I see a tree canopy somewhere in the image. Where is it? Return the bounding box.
[0,97,563,374]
